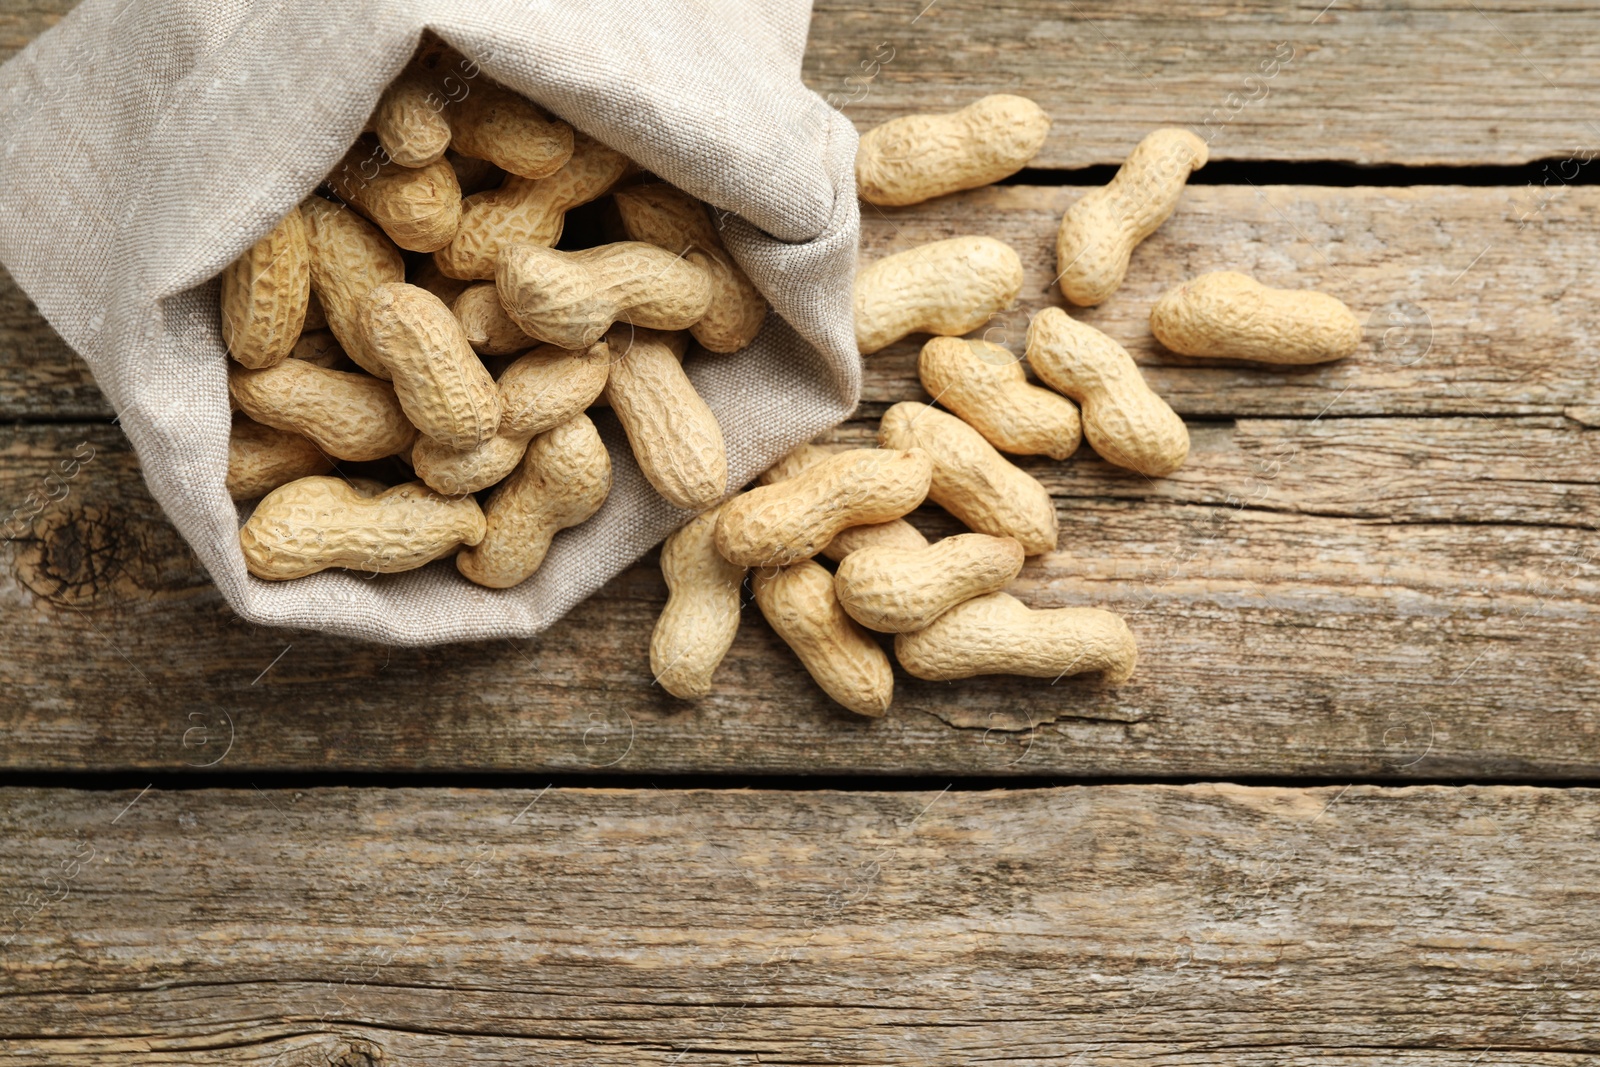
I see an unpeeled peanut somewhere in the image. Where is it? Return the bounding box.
[241,476,484,581]
[291,330,350,370]
[229,359,416,462]
[855,95,1050,207]
[757,442,928,562]
[918,336,1082,460]
[603,326,727,511]
[835,533,1024,634]
[226,414,332,501]
[651,503,747,700]
[877,402,1057,555]
[1025,307,1189,477]
[854,236,1023,355]
[1055,128,1208,306]
[410,256,471,307]
[716,447,932,568]
[895,593,1137,684]
[412,341,609,495]
[613,183,767,353]
[448,79,575,180]
[370,68,452,168]
[359,283,500,450]
[1149,270,1362,364]
[452,283,536,355]
[456,413,613,589]
[752,560,893,718]
[498,242,713,350]
[301,196,405,379]
[327,137,463,253]
[436,132,631,279]
[220,209,311,369]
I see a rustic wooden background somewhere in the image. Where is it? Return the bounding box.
[4,0,1599,1062]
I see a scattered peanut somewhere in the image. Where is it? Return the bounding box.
[497,242,713,350]
[326,136,463,253]
[220,209,311,369]
[1149,270,1362,364]
[226,414,332,501]
[613,182,767,353]
[1025,307,1189,477]
[752,560,894,717]
[452,282,536,355]
[855,95,1050,207]
[435,132,631,279]
[603,326,727,511]
[300,196,405,379]
[756,442,929,562]
[359,283,500,450]
[854,235,1023,355]
[240,476,485,581]
[651,503,747,700]
[229,359,416,462]
[412,341,609,495]
[895,593,1137,684]
[1055,127,1208,306]
[877,402,1057,555]
[835,533,1024,633]
[918,336,1082,460]
[457,413,613,589]
[716,447,933,568]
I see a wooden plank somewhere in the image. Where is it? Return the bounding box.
[5,783,1600,1061]
[5,183,1597,421]
[2,418,1594,777]
[806,0,1600,168]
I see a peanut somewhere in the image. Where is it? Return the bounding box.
[229,359,416,462]
[301,196,405,379]
[756,442,928,562]
[447,79,575,180]
[240,476,485,581]
[497,242,713,350]
[715,447,933,568]
[371,68,452,168]
[918,336,1082,460]
[877,402,1057,555]
[359,283,500,450]
[226,414,332,501]
[447,150,504,196]
[835,533,1024,633]
[219,209,311,369]
[854,236,1023,355]
[895,593,1137,684]
[457,413,613,589]
[752,560,893,718]
[1055,128,1208,306]
[436,132,631,280]
[452,282,536,355]
[1025,307,1189,477]
[291,330,350,370]
[855,95,1050,207]
[1149,270,1362,364]
[410,255,471,307]
[651,503,747,700]
[613,183,767,353]
[412,341,609,495]
[603,326,727,511]
[327,136,463,253]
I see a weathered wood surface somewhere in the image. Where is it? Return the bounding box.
[6,183,1595,421]
[5,784,1600,1062]
[2,415,1594,777]
[806,0,1600,168]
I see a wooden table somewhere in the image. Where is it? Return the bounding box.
[4,1,1598,1062]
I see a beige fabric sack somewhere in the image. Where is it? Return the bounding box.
[0,0,861,645]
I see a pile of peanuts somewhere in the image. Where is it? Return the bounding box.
[218,50,1359,712]
[224,38,761,588]
[655,97,1359,715]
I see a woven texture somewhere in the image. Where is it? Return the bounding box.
[0,0,861,645]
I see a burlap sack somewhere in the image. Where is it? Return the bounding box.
[0,0,860,645]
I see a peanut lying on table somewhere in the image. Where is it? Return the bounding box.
[1149,270,1362,364]
[855,94,1050,207]
[854,236,1023,355]
[651,503,747,701]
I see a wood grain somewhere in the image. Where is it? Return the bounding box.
[5,783,1600,1062]
[806,0,1600,168]
[2,417,1593,777]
